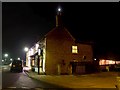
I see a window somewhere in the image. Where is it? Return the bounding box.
[72,46,78,53]
[32,60,35,66]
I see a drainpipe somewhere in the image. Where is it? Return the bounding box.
[38,48,41,75]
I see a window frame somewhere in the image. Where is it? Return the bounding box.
[72,45,78,54]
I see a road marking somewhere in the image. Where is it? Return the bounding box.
[8,86,31,89]
[22,86,29,88]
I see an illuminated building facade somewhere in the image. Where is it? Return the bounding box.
[26,8,94,75]
[99,59,120,71]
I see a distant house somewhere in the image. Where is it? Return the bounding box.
[26,8,94,75]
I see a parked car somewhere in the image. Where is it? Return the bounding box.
[10,60,23,72]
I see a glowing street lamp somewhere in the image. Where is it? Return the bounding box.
[24,47,29,66]
[94,58,97,61]
[24,47,29,52]
[4,53,8,62]
[18,57,20,60]
[10,58,13,61]
[58,7,61,12]
[4,53,8,57]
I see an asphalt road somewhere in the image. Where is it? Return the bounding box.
[1,65,119,90]
[2,65,62,90]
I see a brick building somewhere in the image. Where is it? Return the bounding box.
[26,8,94,75]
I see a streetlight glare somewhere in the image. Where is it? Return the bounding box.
[58,7,61,12]
[18,57,20,60]
[24,47,29,52]
[94,58,97,61]
[10,58,13,61]
[4,53,8,57]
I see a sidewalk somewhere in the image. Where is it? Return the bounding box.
[25,70,119,89]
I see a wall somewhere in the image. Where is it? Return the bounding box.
[45,27,74,74]
[45,27,93,75]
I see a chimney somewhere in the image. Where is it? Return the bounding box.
[56,7,63,27]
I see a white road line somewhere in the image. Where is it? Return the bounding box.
[22,86,29,88]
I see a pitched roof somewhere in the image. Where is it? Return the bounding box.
[45,26,75,41]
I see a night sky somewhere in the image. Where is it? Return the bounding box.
[2,2,120,60]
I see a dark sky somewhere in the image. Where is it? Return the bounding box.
[2,2,120,60]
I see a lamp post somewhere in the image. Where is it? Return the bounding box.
[24,47,29,66]
[4,53,8,63]
[24,47,29,52]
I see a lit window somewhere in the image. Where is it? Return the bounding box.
[32,60,35,66]
[72,46,78,53]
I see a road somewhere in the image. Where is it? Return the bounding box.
[2,65,62,90]
[1,65,119,90]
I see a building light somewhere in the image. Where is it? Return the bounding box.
[28,56,31,68]
[36,44,39,51]
[32,60,35,66]
[43,48,46,72]
[116,61,120,64]
[30,48,34,56]
[72,46,78,53]
[99,59,116,65]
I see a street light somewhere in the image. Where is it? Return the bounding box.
[4,53,8,57]
[10,58,13,61]
[94,58,97,61]
[24,47,29,66]
[58,7,61,12]
[18,57,20,60]
[24,47,29,52]
[4,53,8,62]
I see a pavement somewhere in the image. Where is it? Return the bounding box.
[24,70,120,89]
